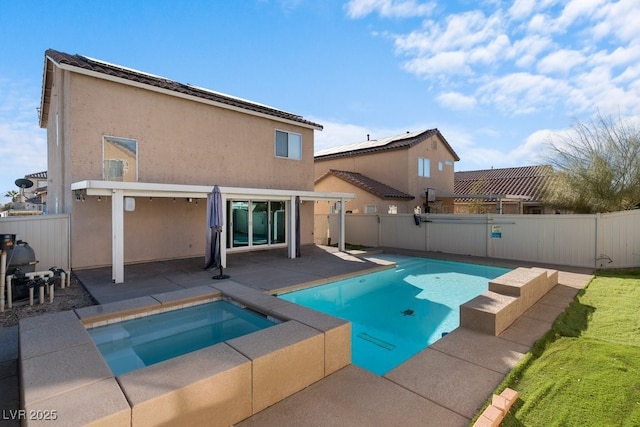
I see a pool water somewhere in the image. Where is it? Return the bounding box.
[279,254,510,375]
[88,300,277,376]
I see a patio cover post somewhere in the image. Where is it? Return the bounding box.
[112,189,125,283]
[339,197,346,251]
[289,195,297,259]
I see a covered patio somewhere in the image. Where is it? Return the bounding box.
[71,180,355,284]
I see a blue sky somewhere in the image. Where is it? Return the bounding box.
[1,0,639,201]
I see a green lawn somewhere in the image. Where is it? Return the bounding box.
[486,269,640,427]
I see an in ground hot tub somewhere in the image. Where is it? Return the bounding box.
[19,282,352,427]
[88,299,278,375]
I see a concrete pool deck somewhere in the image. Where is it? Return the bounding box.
[5,245,594,426]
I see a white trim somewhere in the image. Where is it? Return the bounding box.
[71,180,355,201]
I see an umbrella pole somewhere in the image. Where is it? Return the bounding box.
[212,265,229,280]
[212,230,229,280]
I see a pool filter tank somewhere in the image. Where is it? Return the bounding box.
[5,240,38,302]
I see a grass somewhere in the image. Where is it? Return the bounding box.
[485,269,640,427]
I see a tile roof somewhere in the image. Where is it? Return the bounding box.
[319,169,415,200]
[314,129,460,161]
[454,166,554,202]
[25,171,47,179]
[42,49,322,130]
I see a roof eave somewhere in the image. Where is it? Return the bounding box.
[47,55,323,131]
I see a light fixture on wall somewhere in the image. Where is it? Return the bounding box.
[97,196,101,202]
[188,198,193,203]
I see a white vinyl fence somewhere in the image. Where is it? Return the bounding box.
[0,215,70,272]
[316,210,640,269]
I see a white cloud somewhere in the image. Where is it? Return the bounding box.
[592,0,640,42]
[478,72,573,115]
[508,0,537,21]
[345,0,435,19]
[436,92,476,110]
[557,0,608,29]
[536,49,586,75]
[402,51,471,77]
[512,34,553,68]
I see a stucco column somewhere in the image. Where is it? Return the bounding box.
[112,189,124,283]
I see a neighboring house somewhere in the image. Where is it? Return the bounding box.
[454,166,557,214]
[1,171,47,215]
[25,171,47,207]
[314,129,460,214]
[39,49,353,282]
[315,169,414,214]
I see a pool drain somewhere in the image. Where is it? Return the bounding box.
[401,308,415,316]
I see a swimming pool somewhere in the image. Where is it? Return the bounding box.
[279,254,511,375]
[88,300,277,375]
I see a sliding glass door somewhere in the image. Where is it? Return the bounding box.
[228,200,287,249]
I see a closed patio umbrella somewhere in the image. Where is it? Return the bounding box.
[205,185,229,279]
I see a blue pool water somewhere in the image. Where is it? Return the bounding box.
[88,300,276,376]
[279,254,510,375]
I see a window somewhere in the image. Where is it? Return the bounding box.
[103,136,138,181]
[275,130,301,160]
[388,205,397,214]
[418,157,430,177]
[364,204,378,214]
[438,161,443,171]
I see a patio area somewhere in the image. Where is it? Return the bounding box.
[5,245,594,426]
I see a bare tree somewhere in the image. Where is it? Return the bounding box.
[543,112,640,213]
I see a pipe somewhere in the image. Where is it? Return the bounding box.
[8,271,55,307]
[6,275,12,309]
[0,250,5,312]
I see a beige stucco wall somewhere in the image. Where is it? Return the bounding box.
[314,175,416,215]
[45,68,318,269]
[314,133,457,207]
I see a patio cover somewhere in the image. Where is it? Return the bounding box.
[71,180,355,283]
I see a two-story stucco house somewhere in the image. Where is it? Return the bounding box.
[314,129,460,214]
[39,49,353,282]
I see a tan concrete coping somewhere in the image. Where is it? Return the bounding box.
[488,267,546,297]
[210,281,290,314]
[530,267,559,292]
[75,295,162,327]
[19,311,91,360]
[21,341,113,408]
[151,285,222,308]
[271,302,351,375]
[227,320,325,414]
[460,292,520,335]
[118,342,252,427]
[23,378,130,427]
[462,266,563,336]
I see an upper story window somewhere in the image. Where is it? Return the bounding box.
[418,157,430,178]
[275,130,301,160]
[103,136,138,182]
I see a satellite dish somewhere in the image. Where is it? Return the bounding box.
[14,178,34,189]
